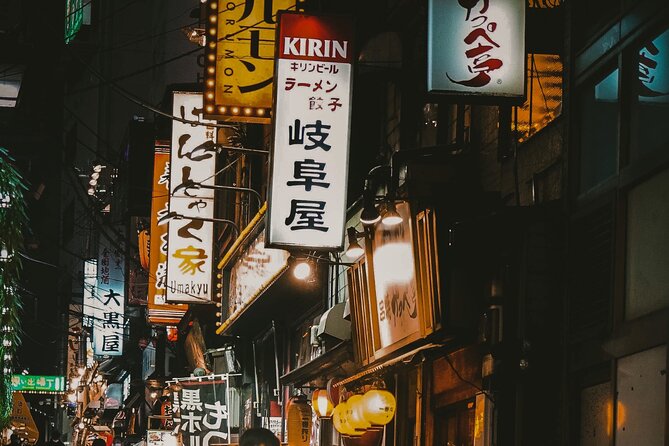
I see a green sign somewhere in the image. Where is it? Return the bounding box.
[10,375,65,393]
[64,0,84,44]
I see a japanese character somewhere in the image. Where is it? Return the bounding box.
[286,159,330,191]
[102,289,121,306]
[328,98,342,111]
[177,219,205,243]
[180,412,202,434]
[285,199,328,232]
[173,246,208,275]
[288,119,332,151]
[202,401,228,430]
[325,81,337,93]
[309,97,324,110]
[102,312,121,329]
[180,389,203,411]
[102,334,120,352]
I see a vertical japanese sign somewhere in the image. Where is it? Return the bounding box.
[93,233,125,356]
[372,202,420,349]
[167,92,216,303]
[82,258,97,328]
[267,12,354,249]
[172,376,230,446]
[204,0,298,123]
[148,143,187,324]
[427,0,525,98]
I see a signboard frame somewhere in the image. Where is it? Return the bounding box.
[266,11,355,251]
[427,0,526,102]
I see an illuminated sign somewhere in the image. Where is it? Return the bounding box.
[227,231,289,320]
[427,0,525,98]
[371,202,420,348]
[11,375,66,393]
[204,0,298,123]
[267,12,354,250]
[638,28,669,102]
[148,143,187,324]
[167,92,216,303]
[93,232,125,356]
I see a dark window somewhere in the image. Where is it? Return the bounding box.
[579,67,619,192]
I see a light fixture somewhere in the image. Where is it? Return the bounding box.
[78,422,85,430]
[311,389,334,418]
[293,260,312,280]
[360,198,380,225]
[93,165,102,173]
[150,391,158,399]
[381,201,402,226]
[345,228,364,258]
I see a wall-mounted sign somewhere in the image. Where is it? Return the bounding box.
[638,28,669,102]
[427,0,525,99]
[148,143,187,324]
[372,202,420,348]
[82,258,97,328]
[203,0,298,123]
[170,375,230,446]
[267,12,354,250]
[227,231,289,319]
[11,375,65,393]
[93,232,125,356]
[347,203,441,363]
[167,92,216,303]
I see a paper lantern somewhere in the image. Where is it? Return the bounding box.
[346,395,371,431]
[287,397,312,446]
[333,403,362,437]
[311,389,334,418]
[361,389,396,426]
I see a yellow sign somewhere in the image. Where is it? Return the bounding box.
[11,393,39,444]
[204,0,299,123]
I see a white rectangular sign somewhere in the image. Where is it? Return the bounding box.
[93,235,125,356]
[267,12,354,250]
[427,0,525,98]
[167,92,216,302]
[82,258,97,328]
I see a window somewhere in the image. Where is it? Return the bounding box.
[515,54,563,143]
[579,67,620,192]
[630,27,669,160]
[434,399,476,445]
[625,168,669,320]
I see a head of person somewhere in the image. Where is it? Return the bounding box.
[50,431,61,442]
[10,434,20,445]
[239,428,279,446]
[91,438,106,446]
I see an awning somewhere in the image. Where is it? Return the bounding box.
[332,343,444,388]
[280,341,355,387]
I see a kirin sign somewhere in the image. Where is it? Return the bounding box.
[428,0,525,99]
[267,12,354,250]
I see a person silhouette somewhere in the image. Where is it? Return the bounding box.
[239,428,279,446]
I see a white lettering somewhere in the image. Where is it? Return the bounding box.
[284,37,300,56]
[282,37,349,59]
[332,40,347,59]
[308,39,323,57]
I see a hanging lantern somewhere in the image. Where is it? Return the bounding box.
[333,402,362,437]
[287,397,312,446]
[311,389,334,418]
[361,389,396,426]
[346,395,371,431]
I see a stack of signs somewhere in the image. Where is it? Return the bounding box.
[167,92,216,303]
[171,376,230,446]
[267,12,354,250]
